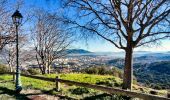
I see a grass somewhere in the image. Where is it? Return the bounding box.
[46,73,122,84]
[0,75,55,91]
[0,73,168,99]
[0,73,122,99]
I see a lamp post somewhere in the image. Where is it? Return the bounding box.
[12,10,23,93]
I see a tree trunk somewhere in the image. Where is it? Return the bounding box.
[42,64,47,74]
[47,64,50,74]
[9,64,13,72]
[36,55,44,74]
[122,46,133,90]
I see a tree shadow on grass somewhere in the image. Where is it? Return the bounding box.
[0,80,14,83]
[0,87,44,100]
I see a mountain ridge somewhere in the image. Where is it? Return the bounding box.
[66,49,92,54]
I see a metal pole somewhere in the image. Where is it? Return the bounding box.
[15,25,22,93]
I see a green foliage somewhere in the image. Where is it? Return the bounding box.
[0,73,168,99]
[96,81,113,87]
[0,64,9,73]
[69,87,89,95]
[27,68,40,75]
[81,66,123,78]
[153,85,162,90]
[21,70,30,75]
[0,74,55,91]
[135,61,170,89]
[59,73,122,85]
[114,82,123,87]
[0,73,121,91]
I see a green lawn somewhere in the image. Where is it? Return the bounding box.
[0,73,168,99]
[46,73,122,84]
[0,73,123,99]
[0,73,121,90]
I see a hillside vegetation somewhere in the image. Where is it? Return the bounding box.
[135,61,170,89]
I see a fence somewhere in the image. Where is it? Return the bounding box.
[1,72,170,100]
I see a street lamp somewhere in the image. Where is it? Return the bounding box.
[12,10,23,93]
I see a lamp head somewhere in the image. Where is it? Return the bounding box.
[12,10,23,26]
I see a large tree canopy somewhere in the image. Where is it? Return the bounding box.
[62,0,170,90]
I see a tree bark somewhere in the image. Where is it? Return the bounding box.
[9,64,13,72]
[122,44,133,90]
[42,64,47,74]
[47,63,50,74]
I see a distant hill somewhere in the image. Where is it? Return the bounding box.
[66,49,92,54]
[135,52,170,61]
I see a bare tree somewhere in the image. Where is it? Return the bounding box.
[62,0,170,90]
[1,35,27,72]
[0,0,16,50]
[1,43,16,72]
[31,10,73,74]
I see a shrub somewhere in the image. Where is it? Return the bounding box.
[114,82,122,87]
[154,85,162,90]
[150,90,158,95]
[81,66,123,79]
[27,68,40,75]
[96,81,113,87]
[111,67,123,78]
[167,93,170,98]
[21,69,30,75]
[69,87,89,95]
[0,64,10,73]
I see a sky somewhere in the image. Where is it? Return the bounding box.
[10,0,170,52]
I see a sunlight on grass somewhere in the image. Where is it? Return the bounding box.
[0,73,168,99]
[45,73,122,85]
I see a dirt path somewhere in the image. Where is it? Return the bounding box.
[21,89,60,100]
[20,89,77,100]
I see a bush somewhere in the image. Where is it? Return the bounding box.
[96,81,113,87]
[154,85,162,90]
[114,82,122,87]
[69,87,89,95]
[150,90,158,95]
[27,68,40,75]
[81,66,123,78]
[167,93,170,98]
[0,64,10,73]
[21,69,30,75]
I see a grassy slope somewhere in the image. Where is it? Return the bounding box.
[0,73,122,99]
[0,73,168,99]
[46,73,122,84]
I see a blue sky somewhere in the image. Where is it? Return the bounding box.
[10,0,170,52]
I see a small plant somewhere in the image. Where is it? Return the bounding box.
[21,70,30,75]
[96,81,113,87]
[167,92,170,98]
[114,82,122,87]
[69,87,89,95]
[27,68,40,75]
[154,85,162,90]
[0,64,9,73]
[150,90,158,95]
